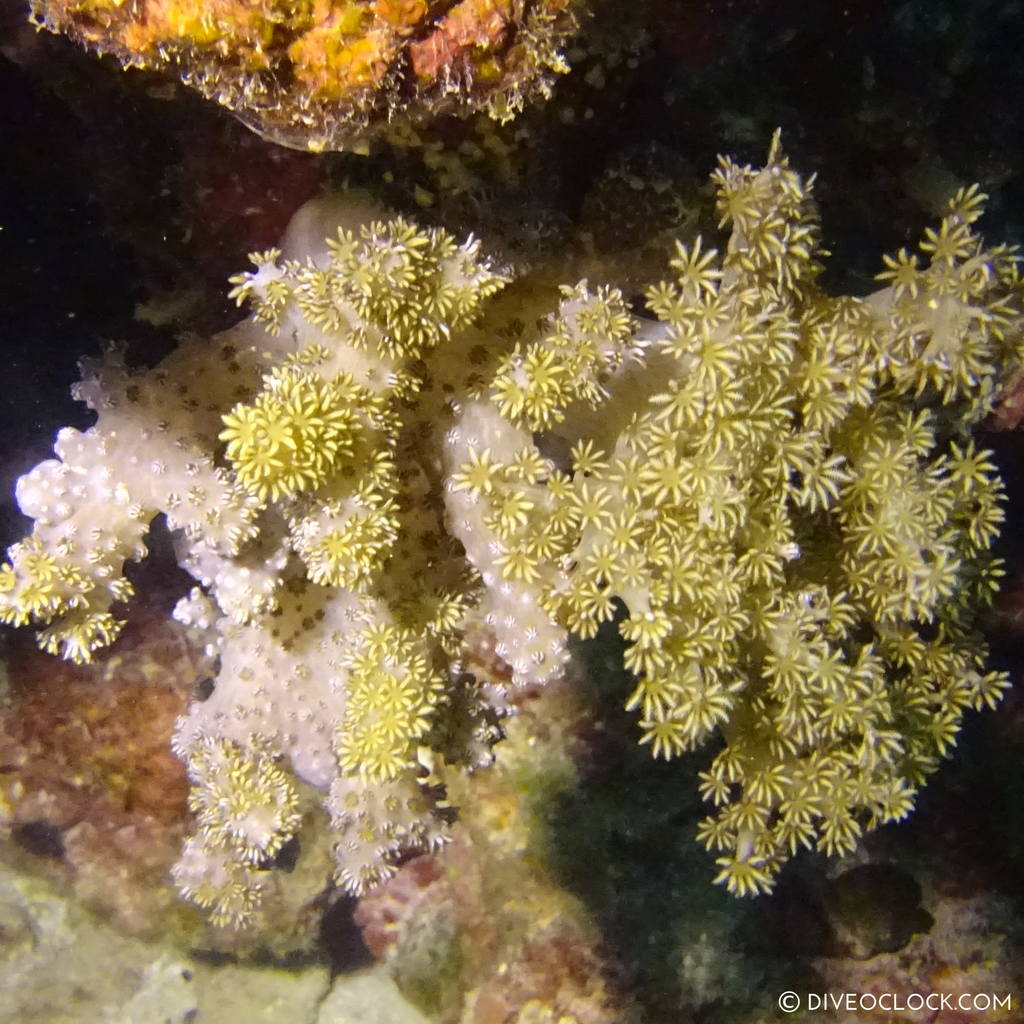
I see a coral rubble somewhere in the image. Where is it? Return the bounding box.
[1,137,1021,928]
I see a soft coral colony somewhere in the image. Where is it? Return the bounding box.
[1,136,1021,923]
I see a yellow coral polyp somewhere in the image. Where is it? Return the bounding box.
[451,447,500,496]
[338,624,443,781]
[220,367,365,502]
[38,610,124,664]
[0,538,78,627]
[188,738,303,864]
[299,496,400,588]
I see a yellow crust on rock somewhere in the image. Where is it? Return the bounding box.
[29,0,582,150]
